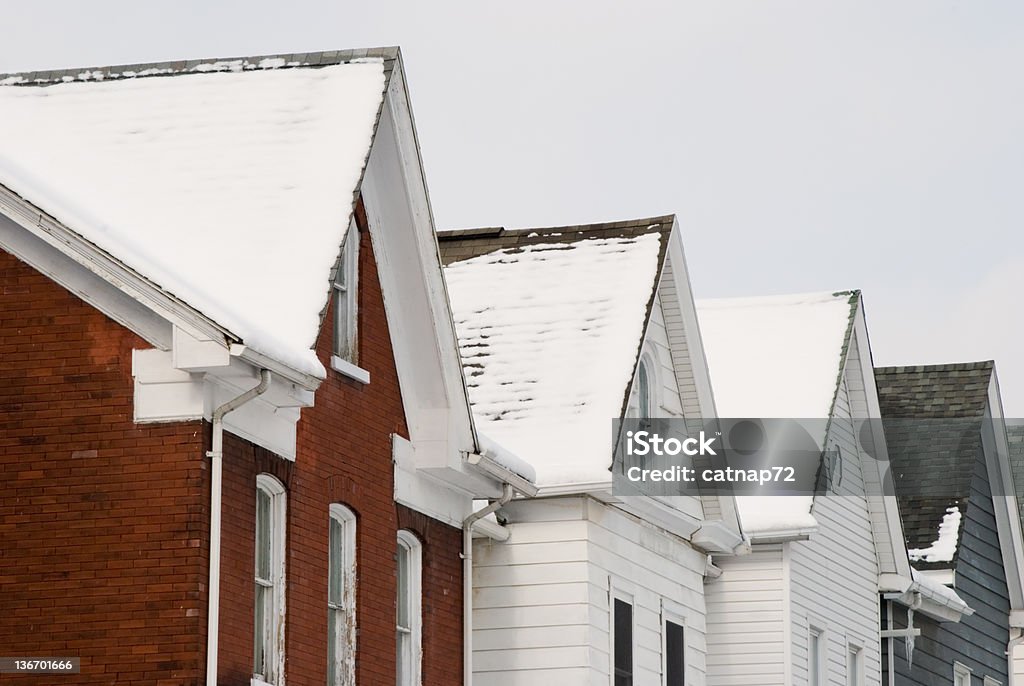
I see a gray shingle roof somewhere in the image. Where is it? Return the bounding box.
[874,362,995,570]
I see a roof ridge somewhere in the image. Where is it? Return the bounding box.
[439,214,676,239]
[875,360,995,375]
[0,47,401,87]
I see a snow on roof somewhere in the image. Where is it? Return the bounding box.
[0,60,387,378]
[696,291,856,535]
[442,229,665,488]
[908,506,962,564]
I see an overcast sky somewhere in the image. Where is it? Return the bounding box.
[3,1,1022,413]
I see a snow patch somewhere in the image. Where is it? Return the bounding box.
[911,568,968,608]
[908,506,962,563]
[0,60,387,378]
[478,432,537,484]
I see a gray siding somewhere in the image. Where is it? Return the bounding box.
[884,445,1010,685]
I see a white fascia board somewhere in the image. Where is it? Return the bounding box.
[0,209,172,350]
[851,303,915,580]
[982,372,1024,612]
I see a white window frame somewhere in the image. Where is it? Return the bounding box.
[808,624,826,686]
[953,662,972,686]
[396,530,422,686]
[254,474,287,686]
[332,220,359,362]
[328,505,357,686]
[610,579,636,686]
[846,640,864,686]
[661,599,686,686]
[983,677,1001,686]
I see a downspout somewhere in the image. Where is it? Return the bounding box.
[206,370,272,686]
[463,483,514,686]
[1009,628,1024,686]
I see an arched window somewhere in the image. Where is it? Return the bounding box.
[328,505,357,686]
[396,530,422,686]
[254,474,286,685]
[637,359,651,421]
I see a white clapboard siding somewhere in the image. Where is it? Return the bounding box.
[705,543,787,686]
[788,349,882,686]
[474,496,709,685]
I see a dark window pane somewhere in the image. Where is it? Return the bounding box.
[614,598,633,684]
[666,620,685,685]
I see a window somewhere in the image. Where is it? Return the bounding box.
[983,677,1001,686]
[664,618,685,686]
[613,598,634,686]
[847,644,863,686]
[254,475,286,686]
[396,530,421,686]
[333,221,359,361]
[953,663,971,686]
[809,627,824,686]
[328,505,356,686]
[637,359,651,421]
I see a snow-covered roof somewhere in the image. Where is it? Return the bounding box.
[696,291,857,535]
[0,52,392,378]
[440,219,672,488]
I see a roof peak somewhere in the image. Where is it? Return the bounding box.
[0,47,400,87]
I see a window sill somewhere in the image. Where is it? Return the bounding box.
[331,355,370,385]
[251,678,274,686]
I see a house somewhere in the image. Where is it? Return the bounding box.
[875,362,1024,686]
[0,49,534,686]
[696,291,940,686]
[438,217,746,685]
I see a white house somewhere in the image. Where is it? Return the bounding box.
[696,291,966,686]
[439,216,747,685]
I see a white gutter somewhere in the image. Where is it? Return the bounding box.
[206,369,271,686]
[463,484,514,686]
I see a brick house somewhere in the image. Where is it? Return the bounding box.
[0,49,533,685]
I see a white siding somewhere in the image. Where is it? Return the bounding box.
[474,496,709,685]
[788,352,882,686]
[705,545,787,686]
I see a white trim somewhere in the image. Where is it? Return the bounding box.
[328,504,357,686]
[254,474,286,686]
[609,578,636,686]
[846,639,865,686]
[954,662,972,686]
[397,529,422,686]
[984,677,1002,686]
[808,623,827,686]
[330,355,370,385]
[661,598,687,686]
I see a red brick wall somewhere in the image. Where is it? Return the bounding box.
[215,204,464,685]
[0,248,207,685]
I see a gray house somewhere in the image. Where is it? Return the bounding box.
[875,362,1024,686]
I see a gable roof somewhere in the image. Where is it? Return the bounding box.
[874,362,994,570]
[695,291,858,535]
[438,217,672,488]
[0,49,398,378]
